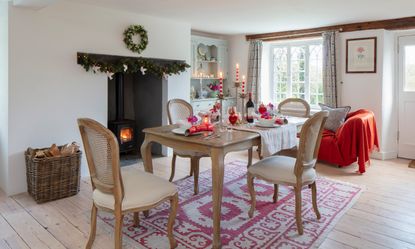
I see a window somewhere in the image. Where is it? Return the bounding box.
[404,45,415,92]
[271,39,323,107]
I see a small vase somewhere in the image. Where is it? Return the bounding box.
[210,91,219,98]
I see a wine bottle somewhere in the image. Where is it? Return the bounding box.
[246,92,255,123]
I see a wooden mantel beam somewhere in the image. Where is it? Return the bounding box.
[246,16,415,41]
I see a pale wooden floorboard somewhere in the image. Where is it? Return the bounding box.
[319,238,355,249]
[0,151,414,249]
[0,191,66,249]
[0,214,30,249]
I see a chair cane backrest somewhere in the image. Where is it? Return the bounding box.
[77,118,124,199]
[167,99,193,125]
[294,111,329,178]
[278,98,311,118]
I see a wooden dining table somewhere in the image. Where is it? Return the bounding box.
[140,125,260,249]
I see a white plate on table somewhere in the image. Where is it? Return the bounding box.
[172,127,202,136]
[255,122,281,128]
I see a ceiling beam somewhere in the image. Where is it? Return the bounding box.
[246,16,415,41]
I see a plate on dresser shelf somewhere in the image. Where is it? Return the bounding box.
[197,44,207,56]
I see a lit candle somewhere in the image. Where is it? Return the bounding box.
[202,115,210,125]
[236,63,239,82]
[219,72,223,95]
[242,75,245,94]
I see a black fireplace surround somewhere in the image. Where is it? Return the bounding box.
[77,52,185,155]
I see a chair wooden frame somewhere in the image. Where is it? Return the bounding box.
[277,98,311,118]
[247,111,328,235]
[78,118,178,249]
[167,99,209,195]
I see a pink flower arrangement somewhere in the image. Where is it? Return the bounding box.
[210,101,221,113]
[260,112,271,119]
[187,115,198,125]
[208,83,220,91]
[267,102,274,110]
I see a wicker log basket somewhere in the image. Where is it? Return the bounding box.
[25,144,82,203]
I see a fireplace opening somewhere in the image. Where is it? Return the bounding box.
[108,73,137,153]
[107,70,168,166]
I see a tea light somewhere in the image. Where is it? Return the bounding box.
[202,115,210,125]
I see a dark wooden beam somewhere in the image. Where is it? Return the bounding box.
[246,16,415,41]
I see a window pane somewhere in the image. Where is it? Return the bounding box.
[405,45,415,92]
[309,44,323,105]
[299,72,305,82]
[271,41,323,107]
[273,47,288,102]
[291,46,306,103]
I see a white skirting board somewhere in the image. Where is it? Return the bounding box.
[371,150,398,160]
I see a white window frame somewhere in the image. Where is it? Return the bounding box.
[269,38,323,108]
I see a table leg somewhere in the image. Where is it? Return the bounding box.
[140,135,153,173]
[211,148,225,249]
[247,147,253,167]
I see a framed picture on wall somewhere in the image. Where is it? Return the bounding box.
[346,37,377,73]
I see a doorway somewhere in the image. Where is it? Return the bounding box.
[398,35,415,159]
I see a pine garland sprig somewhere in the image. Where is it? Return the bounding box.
[77,54,190,78]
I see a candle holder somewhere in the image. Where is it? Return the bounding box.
[239,93,247,123]
[217,94,226,131]
[234,81,241,113]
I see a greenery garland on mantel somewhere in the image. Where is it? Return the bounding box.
[77,53,190,79]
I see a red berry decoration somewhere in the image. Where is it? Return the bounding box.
[275,118,284,125]
[229,113,238,125]
[258,104,267,115]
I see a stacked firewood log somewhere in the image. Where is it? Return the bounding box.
[32,142,80,158]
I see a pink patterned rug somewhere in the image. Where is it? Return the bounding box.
[99,160,363,249]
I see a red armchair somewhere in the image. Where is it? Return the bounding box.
[318,109,379,173]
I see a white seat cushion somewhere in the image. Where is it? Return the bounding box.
[248,156,316,184]
[93,168,177,211]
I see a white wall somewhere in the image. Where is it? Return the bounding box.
[6,1,191,195]
[381,31,398,158]
[0,1,9,194]
[227,35,249,109]
[338,29,397,159]
[227,35,249,82]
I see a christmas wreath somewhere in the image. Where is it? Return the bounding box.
[123,25,148,54]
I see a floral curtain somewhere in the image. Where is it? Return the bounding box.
[322,31,338,107]
[247,40,263,103]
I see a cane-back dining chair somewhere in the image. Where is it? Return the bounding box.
[277,98,311,118]
[78,118,178,249]
[247,111,328,235]
[167,99,209,195]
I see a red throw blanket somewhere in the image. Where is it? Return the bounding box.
[318,109,379,173]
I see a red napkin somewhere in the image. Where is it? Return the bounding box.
[185,124,214,136]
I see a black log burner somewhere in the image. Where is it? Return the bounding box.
[108,73,137,153]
